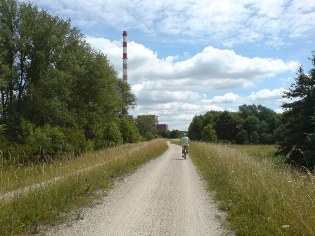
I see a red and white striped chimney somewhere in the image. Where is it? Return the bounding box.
[122,31,128,82]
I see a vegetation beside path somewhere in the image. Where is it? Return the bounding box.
[0,139,167,235]
[190,142,315,236]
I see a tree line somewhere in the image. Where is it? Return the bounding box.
[0,0,142,163]
[188,104,280,144]
[188,52,315,169]
[1,0,314,170]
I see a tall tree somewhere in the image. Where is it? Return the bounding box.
[188,115,204,140]
[0,0,139,161]
[277,52,315,168]
[135,115,157,139]
[201,124,217,142]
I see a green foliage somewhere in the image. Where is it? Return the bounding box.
[235,129,248,144]
[116,80,136,116]
[0,0,139,163]
[135,115,157,140]
[156,129,169,138]
[201,124,217,142]
[276,52,315,169]
[103,122,123,146]
[188,115,204,140]
[145,132,155,141]
[169,129,181,139]
[119,117,141,143]
[188,104,279,145]
[1,124,91,163]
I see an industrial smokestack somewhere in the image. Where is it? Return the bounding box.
[122,31,128,82]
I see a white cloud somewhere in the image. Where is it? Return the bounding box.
[21,0,312,130]
[209,93,239,104]
[86,36,299,86]
[27,0,315,47]
[84,37,299,130]
[247,88,288,103]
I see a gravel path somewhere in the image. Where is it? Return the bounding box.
[47,142,230,236]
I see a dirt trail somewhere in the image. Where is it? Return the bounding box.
[47,142,230,236]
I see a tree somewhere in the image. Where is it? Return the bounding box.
[116,80,136,116]
[276,52,315,168]
[103,122,123,147]
[215,111,239,141]
[201,124,217,142]
[119,117,141,143]
[135,115,157,139]
[309,113,315,164]
[169,129,181,139]
[188,115,204,140]
[0,0,137,161]
[235,129,248,144]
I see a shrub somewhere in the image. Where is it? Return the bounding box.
[103,122,123,147]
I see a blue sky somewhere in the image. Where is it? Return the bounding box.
[25,0,315,131]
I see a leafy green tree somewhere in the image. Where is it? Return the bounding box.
[235,129,248,144]
[201,124,217,142]
[309,113,315,163]
[245,115,260,143]
[0,124,8,149]
[145,132,155,141]
[188,115,204,140]
[188,104,280,144]
[250,131,259,144]
[103,122,123,147]
[169,129,181,139]
[0,0,137,162]
[117,80,136,116]
[277,53,315,168]
[157,129,170,138]
[215,111,239,141]
[119,117,141,143]
[135,115,157,139]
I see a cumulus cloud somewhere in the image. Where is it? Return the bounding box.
[247,88,288,103]
[22,0,312,130]
[86,36,299,86]
[209,93,239,104]
[27,0,315,47]
[84,36,299,129]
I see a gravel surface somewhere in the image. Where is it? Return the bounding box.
[46,142,230,236]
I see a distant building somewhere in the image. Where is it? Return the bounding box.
[142,114,168,131]
[156,123,169,131]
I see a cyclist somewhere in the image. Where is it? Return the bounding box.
[180,133,190,157]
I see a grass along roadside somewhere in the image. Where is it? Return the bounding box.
[0,139,168,235]
[0,141,155,196]
[189,142,315,235]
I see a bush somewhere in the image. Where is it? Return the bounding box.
[119,118,141,143]
[145,132,155,141]
[61,128,91,155]
[103,122,123,147]
[1,125,92,164]
[201,124,217,142]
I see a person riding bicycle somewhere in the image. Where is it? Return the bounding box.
[180,133,190,157]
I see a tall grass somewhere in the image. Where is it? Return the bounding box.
[0,141,156,194]
[190,142,315,236]
[0,139,168,235]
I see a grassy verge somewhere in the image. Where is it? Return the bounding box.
[0,141,161,193]
[0,139,168,235]
[190,142,315,236]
